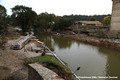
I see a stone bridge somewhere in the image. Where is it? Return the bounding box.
[111,0,120,31]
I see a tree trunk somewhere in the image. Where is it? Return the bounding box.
[45,26,47,33]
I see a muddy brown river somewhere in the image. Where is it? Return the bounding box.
[36,33,120,80]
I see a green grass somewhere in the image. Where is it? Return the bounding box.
[24,55,71,73]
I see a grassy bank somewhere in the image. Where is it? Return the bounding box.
[24,55,73,80]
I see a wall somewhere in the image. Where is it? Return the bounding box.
[111,0,120,31]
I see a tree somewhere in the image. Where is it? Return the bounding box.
[63,14,111,21]
[0,5,7,34]
[0,5,8,48]
[102,16,111,26]
[37,12,55,32]
[11,5,37,34]
[6,15,11,25]
[51,17,73,31]
[90,16,96,21]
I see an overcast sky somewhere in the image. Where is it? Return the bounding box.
[0,0,112,16]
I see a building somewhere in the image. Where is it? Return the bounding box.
[111,0,120,31]
[77,21,102,26]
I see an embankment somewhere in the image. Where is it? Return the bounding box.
[57,34,120,51]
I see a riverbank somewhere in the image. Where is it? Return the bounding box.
[34,32,120,80]
[0,28,73,80]
[52,32,120,51]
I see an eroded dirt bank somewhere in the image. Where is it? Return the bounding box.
[54,33,120,51]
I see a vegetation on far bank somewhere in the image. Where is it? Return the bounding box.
[63,14,111,22]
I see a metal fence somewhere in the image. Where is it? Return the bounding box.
[45,46,80,80]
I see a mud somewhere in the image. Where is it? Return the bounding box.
[59,34,120,51]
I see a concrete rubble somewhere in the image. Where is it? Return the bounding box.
[29,63,64,80]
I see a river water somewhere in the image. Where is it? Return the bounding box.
[35,33,120,80]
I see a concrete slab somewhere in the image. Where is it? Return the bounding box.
[29,63,64,80]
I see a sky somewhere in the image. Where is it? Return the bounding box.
[0,0,113,16]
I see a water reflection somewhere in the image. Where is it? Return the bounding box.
[98,48,120,80]
[35,32,75,49]
[35,33,53,50]
[52,36,74,49]
[35,32,120,80]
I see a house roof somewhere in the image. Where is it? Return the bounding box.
[80,21,102,25]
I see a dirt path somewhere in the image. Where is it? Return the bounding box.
[0,36,27,80]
